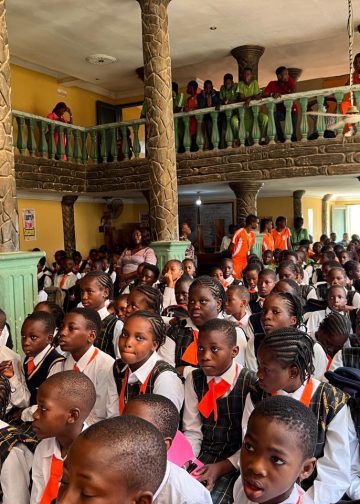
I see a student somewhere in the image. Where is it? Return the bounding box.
[291,217,310,250]
[34,301,65,349]
[271,216,292,251]
[219,73,240,146]
[19,312,65,422]
[183,258,196,279]
[56,416,167,504]
[243,328,351,503]
[327,266,360,308]
[312,260,339,297]
[344,260,360,284]
[124,394,212,504]
[54,257,77,291]
[30,371,96,504]
[113,293,128,321]
[220,257,241,288]
[106,311,183,415]
[243,263,262,295]
[225,285,251,329]
[230,214,259,279]
[0,308,12,348]
[126,284,163,316]
[52,249,66,274]
[317,310,353,371]
[80,271,123,358]
[262,249,275,270]
[235,396,316,503]
[161,276,247,377]
[138,262,160,287]
[197,79,221,150]
[37,256,53,292]
[210,266,226,287]
[183,318,257,503]
[220,224,237,255]
[160,259,184,308]
[249,269,276,314]
[162,275,193,321]
[238,67,268,144]
[48,308,114,425]
[260,218,275,252]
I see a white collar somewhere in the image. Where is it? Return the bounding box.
[97,306,110,321]
[276,378,320,400]
[122,352,160,384]
[205,360,239,385]
[69,345,96,371]
[153,461,171,500]
[32,344,53,366]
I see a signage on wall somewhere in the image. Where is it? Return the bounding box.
[22,209,36,241]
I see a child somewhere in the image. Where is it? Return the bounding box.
[138,262,160,287]
[106,311,184,416]
[56,416,167,504]
[220,258,241,288]
[262,250,275,270]
[183,318,257,503]
[326,266,360,308]
[243,328,351,503]
[243,263,262,294]
[249,269,276,314]
[19,312,65,422]
[235,396,316,503]
[316,311,353,370]
[30,371,96,504]
[37,256,52,296]
[48,308,114,425]
[80,271,123,358]
[260,218,275,253]
[34,301,65,349]
[162,275,193,322]
[330,309,360,371]
[126,284,163,316]
[54,257,77,291]
[344,260,360,284]
[160,259,184,309]
[113,293,128,321]
[225,285,251,329]
[0,308,12,348]
[124,394,212,503]
[271,216,291,251]
[210,266,226,288]
[161,276,247,377]
[183,258,196,279]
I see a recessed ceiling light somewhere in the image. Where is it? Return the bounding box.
[85,54,117,65]
[209,26,217,30]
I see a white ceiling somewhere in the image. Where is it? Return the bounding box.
[6,0,360,99]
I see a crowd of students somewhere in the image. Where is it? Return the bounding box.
[0,215,360,503]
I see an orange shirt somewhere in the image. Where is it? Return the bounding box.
[262,233,275,252]
[232,228,256,259]
[271,228,291,250]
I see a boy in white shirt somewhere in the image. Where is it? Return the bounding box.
[30,371,96,504]
[54,257,77,291]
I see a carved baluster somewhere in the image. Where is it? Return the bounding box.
[16,116,26,155]
[284,99,294,142]
[266,102,276,144]
[90,130,98,164]
[56,125,65,160]
[65,127,73,161]
[225,109,234,147]
[196,113,204,151]
[251,104,261,146]
[354,91,360,136]
[238,106,246,146]
[211,111,219,149]
[132,124,141,158]
[109,127,118,161]
[100,128,107,163]
[299,97,309,141]
[174,117,179,152]
[121,126,129,160]
[183,115,191,152]
[73,130,81,163]
[48,123,56,160]
[316,95,325,138]
[81,131,88,164]
[334,91,345,136]
[26,118,36,156]
[38,120,48,158]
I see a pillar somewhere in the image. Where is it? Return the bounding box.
[61,196,78,255]
[229,181,264,227]
[293,190,305,221]
[0,2,42,351]
[137,0,187,271]
[230,45,265,82]
[322,194,333,236]
[288,68,303,82]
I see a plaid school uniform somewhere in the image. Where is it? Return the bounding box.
[193,367,257,504]
[168,321,196,369]
[95,314,118,359]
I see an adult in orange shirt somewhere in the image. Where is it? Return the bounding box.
[271,216,292,251]
[260,218,274,252]
[229,214,259,279]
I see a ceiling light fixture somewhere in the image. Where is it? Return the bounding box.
[195,192,202,206]
[85,54,117,65]
[209,26,217,30]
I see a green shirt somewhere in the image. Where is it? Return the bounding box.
[291,227,309,248]
[238,80,261,99]
[219,83,239,103]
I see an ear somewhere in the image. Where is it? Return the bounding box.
[47,333,54,344]
[164,436,172,451]
[68,407,80,424]
[290,315,297,327]
[132,491,153,504]
[103,287,110,299]
[288,365,299,380]
[215,298,222,313]
[178,269,184,279]
[88,329,97,344]
[298,457,316,482]
[231,345,239,358]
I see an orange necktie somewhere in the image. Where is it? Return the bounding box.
[59,274,67,289]
[27,358,35,375]
[72,348,98,373]
[181,329,199,365]
[198,378,231,422]
[326,355,332,371]
[118,367,153,415]
[40,455,63,504]
[272,378,314,408]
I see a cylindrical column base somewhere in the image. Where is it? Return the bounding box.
[229,181,264,227]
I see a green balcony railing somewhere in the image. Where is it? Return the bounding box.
[12,84,360,165]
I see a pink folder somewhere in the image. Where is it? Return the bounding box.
[168,430,204,477]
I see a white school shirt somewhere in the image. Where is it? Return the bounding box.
[97,306,123,359]
[30,436,63,504]
[153,460,212,504]
[304,308,347,340]
[0,325,10,347]
[163,286,177,310]
[348,413,360,500]
[233,481,314,504]
[245,337,327,381]
[224,312,250,330]
[106,351,184,415]
[0,419,33,504]
[2,346,30,410]
[159,315,247,380]
[49,345,114,425]
[183,360,241,469]
[54,272,77,290]
[241,379,351,504]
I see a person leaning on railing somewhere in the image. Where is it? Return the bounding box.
[238,67,268,145]
[46,102,73,159]
[197,80,220,150]
[219,73,240,148]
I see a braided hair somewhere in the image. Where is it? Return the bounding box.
[189,275,226,311]
[0,375,11,419]
[131,285,163,314]
[265,291,303,328]
[126,310,166,347]
[318,310,352,338]
[277,260,298,279]
[82,271,114,300]
[259,327,315,383]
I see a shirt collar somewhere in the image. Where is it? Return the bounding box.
[122,352,160,384]
[70,345,95,371]
[33,344,53,366]
[206,360,238,385]
[97,306,110,320]
[153,461,171,500]
[276,378,319,401]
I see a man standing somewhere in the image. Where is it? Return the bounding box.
[291,217,309,250]
[229,214,259,279]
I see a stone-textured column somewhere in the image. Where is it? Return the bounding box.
[293,190,305,220]
[0,2,18,252]
[230,45,265,82]
[322,194,333,236]
[288,68,303,82]
[229,181,264,227]
[61,196,78,255]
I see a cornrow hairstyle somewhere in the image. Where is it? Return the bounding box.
[200,318,237,346]
[23,311,56,335]
[265,291,303,327]
[70,308,102,338]
[125,310,166,347]
[274,279,302,298]
[189,275,226,311]
[318,310,352,339]
[249,396,317,459]
[277,260,298,276]
[142,262,160,281]
[259,327,315,383]
[35,301,65,328]
[131,285,163,314]
[81,271,114,300]
[0,375,11,419]
[227,284,250,302]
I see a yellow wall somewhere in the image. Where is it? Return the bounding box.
[302,197,322,240]
[74,202,106,256]
[257,197,294,227]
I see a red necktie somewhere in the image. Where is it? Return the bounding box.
[40,455,63,504]
[27,359,35,375]
[198,378,231,421]
[326,355,332,371]
[73,363,80,372]
[59,274,67,289]
[181,330,199,365]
